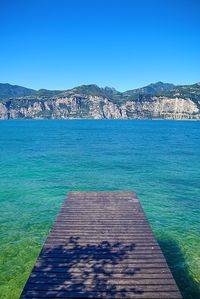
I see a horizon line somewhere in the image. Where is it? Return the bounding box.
[0,80,199,93]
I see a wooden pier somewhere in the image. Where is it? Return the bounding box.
[20,191,182,298]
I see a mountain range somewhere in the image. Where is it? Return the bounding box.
[0,81,200,119]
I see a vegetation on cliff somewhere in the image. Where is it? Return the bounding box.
[0,82,199,119]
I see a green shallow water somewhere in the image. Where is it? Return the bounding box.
[0,120,199,299]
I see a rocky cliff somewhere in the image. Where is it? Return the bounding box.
[0,94,199,120]
[0,82,200,120]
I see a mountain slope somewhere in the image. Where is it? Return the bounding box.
[0,83,36,98]
[162,83,200,103]
[124,82,175,97]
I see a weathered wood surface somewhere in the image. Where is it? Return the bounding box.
[20,191,182,298]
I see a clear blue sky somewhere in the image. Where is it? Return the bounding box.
[0,0,200,91]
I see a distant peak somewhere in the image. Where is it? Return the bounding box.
[149,81,174,86]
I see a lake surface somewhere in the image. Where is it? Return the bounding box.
[0,120,199,299]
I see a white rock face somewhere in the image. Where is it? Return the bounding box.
[0,103,8,119]
[121,97,199,119]
[0,95,199,120]
[102,99,121,119]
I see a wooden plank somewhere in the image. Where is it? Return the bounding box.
[20,191,182,299]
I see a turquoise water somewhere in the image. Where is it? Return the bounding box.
[0,120,199,299]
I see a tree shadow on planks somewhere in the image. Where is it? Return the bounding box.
[158,239,200,299]
[23,236,145,298]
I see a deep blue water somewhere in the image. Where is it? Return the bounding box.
[0,120,199,299]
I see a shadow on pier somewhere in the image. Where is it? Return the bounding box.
[22,236,144,298]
